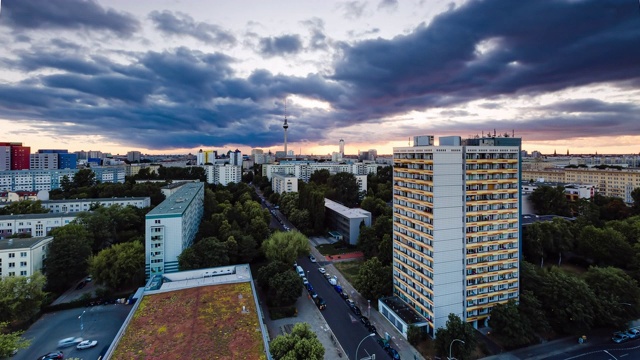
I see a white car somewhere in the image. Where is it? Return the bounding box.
[328,276,338,286]
[302,277,309,285]
[58,337,83,348]
[309,255,317,263]
[318,267,326,274]
[77,340,98,350]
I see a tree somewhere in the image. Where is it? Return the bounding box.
[583,266,640,328]
[44,224,92,292]
[489,301,535,348]
[538,267,597,334]
[0,322,30,358]
[632,187,640,215]
[354,257,392,301]
[434,313,477,360]
[262,231,309,265]
[529,185,571,216]
[60,175,73,193]
[270,322,324,360]
[73,169,97,188]
[576,226,633,268]
[357,227,380,259]
[0,200,49,215]
[326,172,360,208]
[0,273,47,323]
[309,169,331,185]
[407,324,426,346]
[256,261,290,291]
[89,241,145,290]
[267,270,303,307]
[178,237,230,270]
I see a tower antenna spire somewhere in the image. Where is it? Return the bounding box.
[283,97,289,156]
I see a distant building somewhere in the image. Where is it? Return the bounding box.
[324,198,371,245]
[204,164,241,186]
[0,236,54,277]
[127,151,142,163]
[0,143,31,170]
[37,197,151,213]
[145,182,204,277]
[262,162,377,190]
[339,139,345,157]
[30,153,59,170]
[272,173,298,194]
[0,213,77,239]
[0,145,10,171]
[229,149,242,167]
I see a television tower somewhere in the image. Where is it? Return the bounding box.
[283,98,289,155]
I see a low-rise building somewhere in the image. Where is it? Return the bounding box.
[0,236,53,277]
[0,213,77,239]
[272,173,298,194]
[39,197,151,213]
[324,198,371,245]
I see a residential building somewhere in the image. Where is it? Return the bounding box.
[272,173,298,194]
[0,213,77,239]
[383,135,520,338]
[0,167,125,192]
[36,150,76,169]
[8,143,30,170]
[196,149,217,165]
[324,198,371,245]
[262,162,376,192]
[0,191,40,203]
[0,236,54,277]
[38,197,151,213]
[30,153,59,170]
[229,149,242,167]
[145,182,204,277]
[523,167,640,204]
[204,164,241,186]
[0,145,11,171]
[127,151,142,163]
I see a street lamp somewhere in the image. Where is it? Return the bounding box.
[355,333,376,360]
[79,310,86,338]
[448,338,465,360]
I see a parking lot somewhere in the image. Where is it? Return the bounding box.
[13,304,132,360]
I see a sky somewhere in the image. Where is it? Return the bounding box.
[0,0,639,156]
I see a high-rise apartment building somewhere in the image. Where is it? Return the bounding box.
[382,135,520,338]
[0,145,10,171]
[127,151,142,163]
[30,153,59,170]
[9,143,30,170]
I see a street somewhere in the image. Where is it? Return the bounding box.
[14,304,132,360]
[298,255,391,360]
[544,341,640,360]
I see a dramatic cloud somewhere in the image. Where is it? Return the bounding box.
[258,35,303,57]
[378,0,398,11]
[340,1,367,19]
[149,10,236,46]
[1,0,139,36]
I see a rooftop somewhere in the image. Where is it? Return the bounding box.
[146,182,203,217]
[381,296,428,325]
[0,213,76,221]
[521,214,575,226]
[0,236,52,251]
[39,197,149,204]
[324,198,371,219]
[108,265,268,360]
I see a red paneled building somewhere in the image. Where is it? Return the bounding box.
[0,142,31,170]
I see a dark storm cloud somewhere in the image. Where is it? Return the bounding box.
[258,35,303,57]
[148,10,236,46]
[543,99,637,114]
[7,50,107,75]
[332,0,640,119]
[1,0,140,36]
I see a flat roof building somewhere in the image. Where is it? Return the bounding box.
[0,236,53,278]
[145,182,204,277]
[0,213,77,239]
[272,173,298,194]
[324,198,371,245]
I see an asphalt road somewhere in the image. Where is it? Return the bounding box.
[298,256,391,360]
[544,337,640,360]
[14,304,132,360]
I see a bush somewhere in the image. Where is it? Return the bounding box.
[269,306,297,320]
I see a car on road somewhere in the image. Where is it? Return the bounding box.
[328,276,338,286]
[334,285,343,294]
[58,337,83,348]
[309,255,317,263]
[75,281,86,290]
[318,267,326,274]
[306,283,314,292]
[314,296,327,310]
[346,299,356,308]
[626,328,640,339]
[386,347,401,359]
[37,351,64,360]
[302,277,309,285]
[85,276,92,282]
[77,340,98,350]
[376,338,390,350]
[612,332,630,343]
[351,306,362,317]
[339,291,349,300]
[368,325,378,334]
[360,316,371,327]
[308,290,318,299]
[323,273,331,280]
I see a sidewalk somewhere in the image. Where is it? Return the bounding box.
[309,245,426,360]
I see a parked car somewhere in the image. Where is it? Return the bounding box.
[612,332,630,343]
[37,351,64,360]
[323,273,331,280]
[386,347,401,359]
[308,290,318,299]
[302,277,309,286]
[309,255,317,263]
[85,276,92,282]
[352,306,362,317]
[75,281,86,290]
[314,296,327,310]
[328,276,338,286]
[77,340,98,350]
[318,267,326,274]
[346,299,356,308]
[334,285,343,294]
[368,325,378,334]
[306,283,314,292]
[626,328,640,339]
[376,338,390,350]
[360,316,371,327]
[58,337,83,348]
[339,291,349,300]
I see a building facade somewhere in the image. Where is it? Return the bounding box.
[145,182,204,277]
[272,173,298,194]
[0,213,77,239]
[0,236,54,277]
[30,153,59,170]
[204,164,242,186]
[387,135,520,338]
[324,198,371,245]
[0,167,125,192]
[39,197,151,213]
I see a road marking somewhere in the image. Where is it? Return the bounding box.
[619,354,628,357]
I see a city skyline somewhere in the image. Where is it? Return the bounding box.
[0,0,639,156]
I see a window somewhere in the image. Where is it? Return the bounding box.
[8,262,15,268]
[20,271,27,276]
[8,272,15,276]
[8,253,15,258]
[20,262,27,267]
[155,220,161,224]
[20,252,27,257]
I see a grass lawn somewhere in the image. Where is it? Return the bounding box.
[333,260,363,285]
[316,243,357,256]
